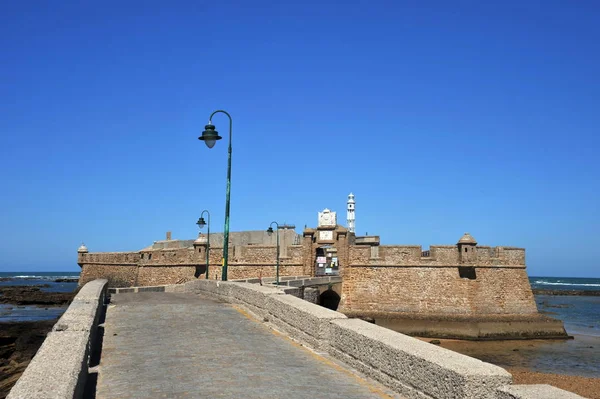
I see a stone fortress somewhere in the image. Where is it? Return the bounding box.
[78,193,567,339]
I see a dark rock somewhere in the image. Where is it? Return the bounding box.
[533,289,600,296]
[0,286,74,306]
[54,278,78,283]
[0,320,56,398]
[429,340,441,345]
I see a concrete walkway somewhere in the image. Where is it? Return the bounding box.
[97,292,402,399]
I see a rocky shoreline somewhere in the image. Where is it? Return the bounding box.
[0,320,56,399]
[533,288,600,296]
[0,286,75,398]
[0,286,74,306]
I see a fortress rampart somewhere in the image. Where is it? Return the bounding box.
[348,245,525,266]
[77,230,567,339]
[339,243,537,317]
[78,243,305,287]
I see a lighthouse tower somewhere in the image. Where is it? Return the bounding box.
[347,193,355,233]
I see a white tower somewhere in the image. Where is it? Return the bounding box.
[347,193,355,233]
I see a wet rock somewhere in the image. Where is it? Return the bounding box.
[0,320,55,398]
[0,286,74,306]
[533,289,600,296]
[430,340,441,345]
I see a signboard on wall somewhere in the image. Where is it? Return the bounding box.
[319,230,333,241]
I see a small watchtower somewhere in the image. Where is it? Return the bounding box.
[457,232,477,263]
[77,243,88,267]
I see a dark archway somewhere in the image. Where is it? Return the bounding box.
[194,265,207,278]
[319,288,341,311]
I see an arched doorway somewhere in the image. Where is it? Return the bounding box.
[319,288,341,310]
[194,265,207,278]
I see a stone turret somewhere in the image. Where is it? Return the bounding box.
[457,233,477,263]
[77,243,88,267]
[193,233,208,257]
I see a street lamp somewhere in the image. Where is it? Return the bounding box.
[199,110,232,281]
[196,210,210,279]
[267,221,280,285]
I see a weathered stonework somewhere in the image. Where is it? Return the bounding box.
[79,240,305,286]
[77,230,566,339]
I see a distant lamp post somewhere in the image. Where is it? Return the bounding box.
[196,210,210,279]
[198,110,232,281]
[266,222,280,285]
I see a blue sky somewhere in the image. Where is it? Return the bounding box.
[1,1,598,277]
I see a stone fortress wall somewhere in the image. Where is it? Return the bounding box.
[339,239,537,317]
[79,233,305,287]
[77,210,567,339]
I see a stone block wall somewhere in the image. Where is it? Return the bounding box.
[348,245,526,267]
[79,243,305,287]
[136,266,198,286]
[340,243,536,317]
[79,264,137,287]
[226,265,305,280]
[338,266,537,316]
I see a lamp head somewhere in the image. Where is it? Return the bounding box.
[199,124,222,149]
[196,217,206,229]
[266,226,274,236]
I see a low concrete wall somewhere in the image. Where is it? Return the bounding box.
[496,384,584,399]
[8,279,108,399]
[183,280,584,399]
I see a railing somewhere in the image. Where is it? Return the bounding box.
[421,250,430,257]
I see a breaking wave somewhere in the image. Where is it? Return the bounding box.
[533,281,600,287]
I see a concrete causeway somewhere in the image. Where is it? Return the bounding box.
[97,292,403,399]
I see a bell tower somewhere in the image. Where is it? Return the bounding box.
[347,193,355,234]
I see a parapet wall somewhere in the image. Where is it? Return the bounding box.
[181,280,582,399]
[78,244,304,287]
[349,245,526,266]
[340,244,537,320]
[8,279,108,399]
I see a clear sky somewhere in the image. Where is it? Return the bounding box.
[1,1,598,276]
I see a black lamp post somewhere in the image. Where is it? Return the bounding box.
[199,110,232,281]
[196,210,210,279]
[267,222,280,285]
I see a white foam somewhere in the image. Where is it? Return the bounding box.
[534,281,600,287]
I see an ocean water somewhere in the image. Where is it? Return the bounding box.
[530,276,600,292]
[530,276,600,337]
[0,271,80,322]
